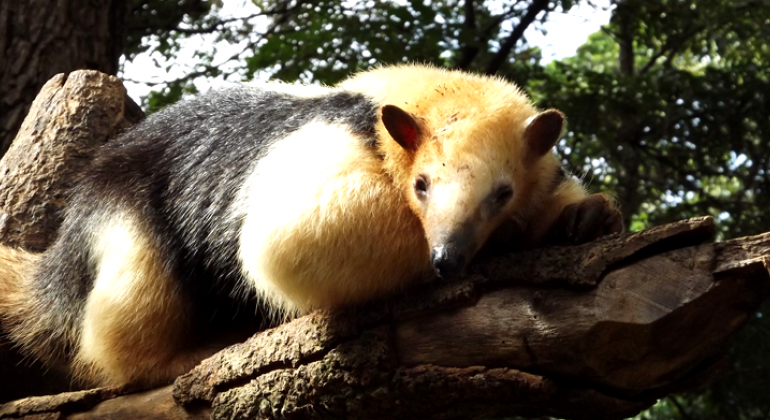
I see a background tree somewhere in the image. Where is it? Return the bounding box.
[0,0,214,156]
[1,0,768,418]
[0,0,124,156]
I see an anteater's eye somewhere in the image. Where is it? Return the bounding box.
[494,185,514,205]
[414,175,430,199]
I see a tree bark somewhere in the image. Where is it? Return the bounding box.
[0,72,769,420]
[0,0,129,158]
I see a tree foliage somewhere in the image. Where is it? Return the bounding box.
[534,0,770,239]
[129,0,573,110]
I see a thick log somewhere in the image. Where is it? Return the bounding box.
[0,72,768,420]
[3,220,767,420]
[166,217,769,420]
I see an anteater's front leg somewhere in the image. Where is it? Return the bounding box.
[546,193,624,245]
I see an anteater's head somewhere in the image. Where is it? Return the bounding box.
[380,100,565,280]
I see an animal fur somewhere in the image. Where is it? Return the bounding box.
[0,65,620,387]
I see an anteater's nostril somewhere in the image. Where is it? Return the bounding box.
[430,245,465,279]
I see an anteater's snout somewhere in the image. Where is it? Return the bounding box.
[430,245,466,280]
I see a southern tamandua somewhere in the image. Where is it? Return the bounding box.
[0,65,622,388]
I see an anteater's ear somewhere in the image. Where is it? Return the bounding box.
[523,109,565,160]
[382,105,420,152]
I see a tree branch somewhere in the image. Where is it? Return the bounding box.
[454,1,525,70]
[453,0,479,70]
[668,395,696,420]
[639,25,701,75]
[484,0,550,75]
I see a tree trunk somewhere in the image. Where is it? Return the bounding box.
[0,0,128,158]
[610,0,643,227]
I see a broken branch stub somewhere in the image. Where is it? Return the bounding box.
[0,70,143,252]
